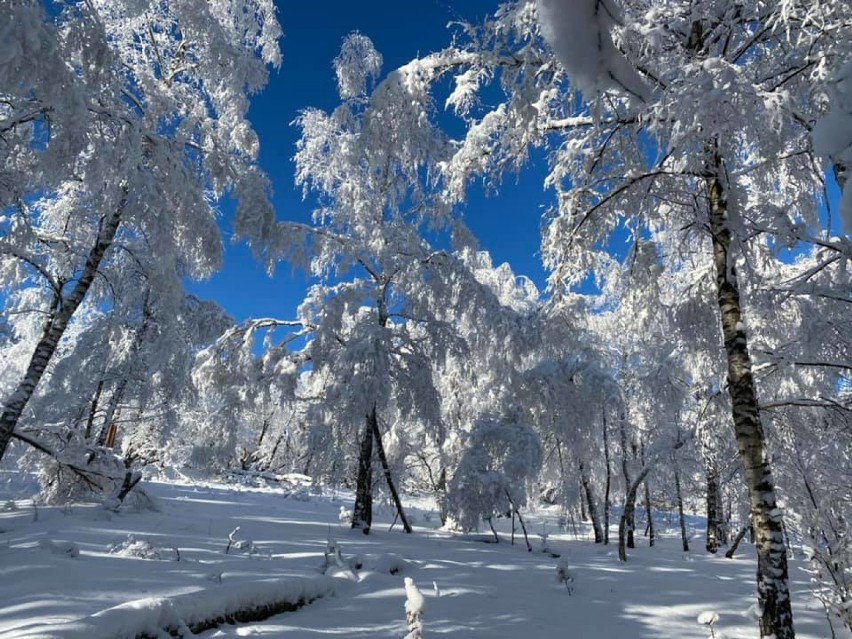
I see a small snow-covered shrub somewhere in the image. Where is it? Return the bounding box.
[697,611,720,638]
[404,577,425,639]
[321,537,358,580]
[805,538,852,633]
[108,534,178,561]
[225,526,263,557]
[447,414,542,532]
[339,505,353,525]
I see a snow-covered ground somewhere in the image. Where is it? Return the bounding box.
[0,478,842,638]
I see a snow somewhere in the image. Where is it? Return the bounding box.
[536,0,649,101]
[698,610,721,625]
[813,60,852,232]
[404,577,426,615]
[0,478,840,639]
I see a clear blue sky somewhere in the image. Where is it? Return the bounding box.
[186,1,552,323]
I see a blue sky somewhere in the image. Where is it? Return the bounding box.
[187,1,552,323]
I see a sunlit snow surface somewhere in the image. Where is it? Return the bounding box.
[0,478,840,638]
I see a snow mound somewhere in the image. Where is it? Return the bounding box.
[30,575,336,639]
[356,552,412,575]
[108,535,175,561]
[38,539,80,558]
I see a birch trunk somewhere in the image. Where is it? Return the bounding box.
[602,411,611,544]
[0,189,128,461]
[706,149,795,639]
[371,415,412,533]
[641,442,655,547]
[579,460,604,543]
[96,291,153,447]
[84,379,105,441]
[352,406,376,533]
[618,465,650,561]
[674,455,689,552]
[705,459,722,553]
[619,419,636,549]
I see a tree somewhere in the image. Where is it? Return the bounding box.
[447,412,542,548]
[279,34,517,533]
[0,0,281,461]
[408,2,851,634]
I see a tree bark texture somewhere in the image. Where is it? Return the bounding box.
[641,442,655,547]
[602,411,611,544]
[705,459,722,553]
[620,420,636,549]
[674,456,689,552]
[371,415,412,533]
[579,460,604,543]
[351,407,375,533]
[0,189,128,462]
[618,465,650,562]
[706,151,795,639]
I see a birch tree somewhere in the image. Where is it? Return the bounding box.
[406,1,851,635]
[0,0,281,461]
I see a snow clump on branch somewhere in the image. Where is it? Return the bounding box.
[536,0,649,101]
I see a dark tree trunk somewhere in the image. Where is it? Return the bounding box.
[84,379,105,441]
[726,516,753,559]
[579,460,604,543]
[351,407,375,533]
[674,456,689,552]
[0,190,127,461]
[436,468,448,526]
[602,411,611,544]
[643,478,655,547]
[371,415,412,533]
[706,147,795,639]
[96,291,153,447]
[620,419,636,549]
[705,460,722,553]
[641,442,655,547]
[618,465,650,562]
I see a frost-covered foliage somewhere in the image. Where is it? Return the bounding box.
[447,414,542,532]
[251,34,551,522]
[181,317,303,472]
[813,60,852,230]
[412,1,851,635]
[0,0,282,464]
[536,0,648,100]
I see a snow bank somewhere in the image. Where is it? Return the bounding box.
[28,575,336,639]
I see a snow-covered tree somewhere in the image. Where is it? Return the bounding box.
[406,1,851,634]
[276,34,525,533]
[447,412,542,545]
[0,0,281,461]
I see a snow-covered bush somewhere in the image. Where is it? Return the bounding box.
[32,443,153,510]
[697,611,720,638]
[108,535,178,561]
[805,537,852,634]
[446,414,542,532]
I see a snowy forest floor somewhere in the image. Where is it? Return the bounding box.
[0,477,844,639]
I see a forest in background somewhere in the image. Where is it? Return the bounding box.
[1,2,851,638]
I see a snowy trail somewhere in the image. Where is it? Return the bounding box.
[0,480,841,639]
